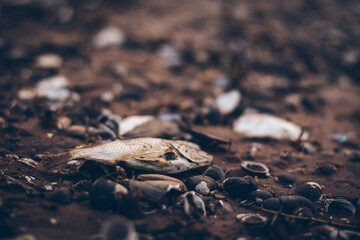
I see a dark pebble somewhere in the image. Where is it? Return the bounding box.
[251,189,273,205]
[315,163,337,176]
[279,195,315,212]
[262,198,281,211]
[272,159,288,169]
[296,182,323,202]
[204,165,225,181]
[90,179,121,211]
[45,188,72,204]
[185,175,216,192]
[277,173,297,184]
[223,176,258,199]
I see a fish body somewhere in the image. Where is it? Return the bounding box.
[30,138,212,175]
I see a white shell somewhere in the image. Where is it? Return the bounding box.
[119,115,154,135]
[215,89,242,114]
[233,112,309,141]
[93,26,125,49]
[35,54,63,69]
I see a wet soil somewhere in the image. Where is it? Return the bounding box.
[1,0,360,239]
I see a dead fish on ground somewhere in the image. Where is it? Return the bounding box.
[19,138,213,175]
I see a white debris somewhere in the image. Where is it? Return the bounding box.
[233,112,309,141]
[195,181,210,195]
[36,75,69,97]
[35,53,63,69]
[119,115,155,136]
[215,89,242,114]
[17,88,36,100]
[93,26,125,49]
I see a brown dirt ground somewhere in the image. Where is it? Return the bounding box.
[0,0,360,239]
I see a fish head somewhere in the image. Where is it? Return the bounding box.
[128,140,213,174]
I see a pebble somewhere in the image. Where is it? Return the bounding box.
[215,89,242,115]
[223,176,258,199]
[315,163,337,176]
[100,216,138,240]
[93,26,125,49]
[277,173,297,185]
[302,142,317,154]
[262,198,281,211]
[251,189,273,205]
[35,54,63,69]
[185,175,216,196]
[90,179,128,211]
[45,188,72,204]
[203,165,225,181]
[296,182,323,202]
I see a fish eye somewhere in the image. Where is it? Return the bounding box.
[164,151,177,160]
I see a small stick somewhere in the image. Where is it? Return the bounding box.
[240,203,360,230]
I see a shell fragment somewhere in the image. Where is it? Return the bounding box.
[233,112,309,141]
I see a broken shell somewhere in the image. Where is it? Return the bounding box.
[324,198,356,216]
[35,53,63,69]
[262,198,281,211]
[185,175,216,195]
[100,216,138,240]
[136,174,183,184]
[279,195,315,212]
[178,191,206,217]
[203,165,225,181]
[236,213,267,227]
[129,178,186,203]
[293,207,313,218]
[45,188,72,204]
[93,26,125,49]
[233,112,309,141]
[277,173,297,185]
[223,176,258,199]
[215,89,242,115]
[296,182,323,202]
[241,161,270,176]
[90,179,128,211]
[251,189,273,205]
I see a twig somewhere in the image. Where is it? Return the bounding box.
[240,202,360,230]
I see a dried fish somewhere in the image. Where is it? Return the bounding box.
[22,138,212,175]
[233,112,309,141]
